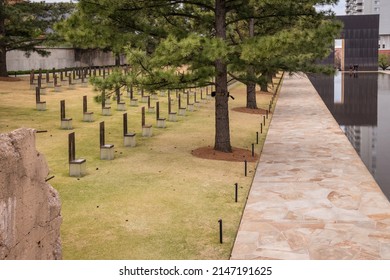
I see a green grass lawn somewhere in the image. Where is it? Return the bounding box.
[0,74,282,259]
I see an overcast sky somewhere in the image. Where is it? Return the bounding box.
[320,0,346,15]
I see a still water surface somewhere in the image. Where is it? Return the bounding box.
[309,72,390,200]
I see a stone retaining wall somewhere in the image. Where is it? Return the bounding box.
[0,128,62,260]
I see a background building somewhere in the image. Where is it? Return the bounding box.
[346,0,390,54]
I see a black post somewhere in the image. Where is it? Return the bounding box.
[251,143,254,157]
[35,87,40,103]
[68,132,75,163]
[100,122,105,147]
[83,96,87,113]
[60,100,65,120]
[260,123,263,134]
[263,116,266,126]
[168,94,172,114]
[142,107,145,127]
[235,183,238,203]
[266,110,269,119]
[244,160,247,177]
[156,101,160,120]
[256,132,259,144]
[218,219,223,244]
[102,90,106,108]
[123,113,128,136]
[30,69,34,85]
[37,75,42,89]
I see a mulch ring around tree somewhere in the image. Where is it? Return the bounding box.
[232,107,269,115]
[0,77,22,82]
[191,146,258,162]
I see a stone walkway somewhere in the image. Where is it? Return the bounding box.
[230,73,390,260]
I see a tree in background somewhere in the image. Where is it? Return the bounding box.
[378,53,390,70]
[60,0,341,152]
[0,0,74,77]
[227,0,341,108]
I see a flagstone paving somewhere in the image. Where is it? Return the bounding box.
[230,73,390,260]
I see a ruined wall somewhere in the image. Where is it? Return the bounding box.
[6,47,120,72]
[0,128,62,260]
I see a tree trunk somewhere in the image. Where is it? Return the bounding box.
[214,0,232,153]
[260,81,268,92]
[246,80,257,109]
[0,46,7,77]
[115,53,120,103]
[246,18,257,109]
[115,53,121,66]
[0,15,7,77]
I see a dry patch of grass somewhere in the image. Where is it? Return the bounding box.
[0,74,281,259]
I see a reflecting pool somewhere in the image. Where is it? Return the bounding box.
[309,72,390,200]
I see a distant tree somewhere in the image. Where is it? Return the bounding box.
[0,1,75,77]
[69,0,341,153]
[378,53,390,70]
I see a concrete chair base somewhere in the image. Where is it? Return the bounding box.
[151,94,158,100]
[100,144,114,160]
[68,84,76,90]
[141,96,149,103]
[157,118,166,128]
[168,112,177,122]
[124,133,136,147]
[130,99,138,107]
[117,102,126,111]
[83,112,94,122]
[187,104,194,112]
[69,158,87,177]
[40,88,47,95]
[102,107,111,116]
[148,107,155,113]
[142,125,153,137]
[54,86,63,92]
[61,118,73,130]
[178,108,186,116]
[36,101,46,111]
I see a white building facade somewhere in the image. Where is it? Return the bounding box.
[346,0,390,53]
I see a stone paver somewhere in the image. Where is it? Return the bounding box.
[230,73,390,260]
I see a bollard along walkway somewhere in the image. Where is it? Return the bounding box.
[230,73,390,260]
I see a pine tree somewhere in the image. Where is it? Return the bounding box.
[62,0,341,152]
[0,1,75,77]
